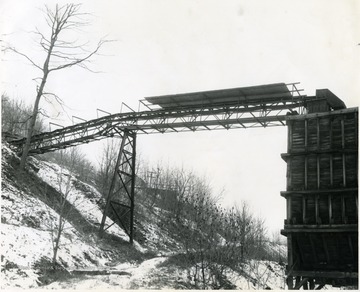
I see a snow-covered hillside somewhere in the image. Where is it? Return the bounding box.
[1,144,143,288]
[1,143,287,289]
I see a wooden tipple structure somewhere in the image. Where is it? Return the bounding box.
[281,89,358,289]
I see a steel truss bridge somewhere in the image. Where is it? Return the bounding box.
[8,82,315,245]
[7,84,320,232]
[10,83,307,155]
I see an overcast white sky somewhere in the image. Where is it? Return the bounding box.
[1,0,359,234]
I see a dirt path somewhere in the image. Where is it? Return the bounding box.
[44,257,169,289]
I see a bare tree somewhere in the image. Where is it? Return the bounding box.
[44,149,87,267]
[1,94,45,138]
[96,139,122,195]
[50,168,73,267]
[135,160,274,289]
[3,4,110,170]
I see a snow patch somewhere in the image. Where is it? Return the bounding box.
[1,151,141,288]
[36,160,134,243]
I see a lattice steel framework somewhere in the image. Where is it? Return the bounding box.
[98,130,136,243]
[7,82,311,245]
[9,83,308,155]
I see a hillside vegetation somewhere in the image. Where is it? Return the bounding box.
[1,95,287,289]
[1,141,287,289]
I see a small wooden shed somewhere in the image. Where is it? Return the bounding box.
[281,89,358,289]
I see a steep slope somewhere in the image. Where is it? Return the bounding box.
[1,143,287,289]
[1,144,147,288]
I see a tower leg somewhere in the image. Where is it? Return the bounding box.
[287,276,294,290]
[129,132,136,244]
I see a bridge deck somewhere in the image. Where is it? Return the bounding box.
[8,83,310,155]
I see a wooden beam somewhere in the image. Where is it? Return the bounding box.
[330,154,334,187]
[328,194,333,224]
[281,149,357,158]
[317,156,320,189]
[285,107,358,121]
[288,120,293,152]
[341,118,345,149]
[287,234,295,272]
[315,195,320,224]
[282,225,357,233]
[309,234,318,263]
[295,236,305,265]
[341,196,346,224]
[286,276,294,290]
[305,119,308,149]
[329,117,333,151]
[305,156,308,190]
[281,188,358,196]
[315,284,325,290]
[309,278,315,290]
[287,256,298,278]
[342,153,346,187]
[347,234,354,262]
[317,117,320,149]
[291,270,358,279]
[355,193,358,215]
[321,234,330,264]
[302,196,307,224]
[355,111,358,148]
[294,277,309,290]
[288,157,292,189]
[287,196,292,223]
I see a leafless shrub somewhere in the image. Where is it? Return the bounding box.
[40,147,95,184]
[1,93,45,138]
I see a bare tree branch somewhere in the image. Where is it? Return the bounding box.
[4,46,42,71]
[48,39,110,72]
[42,92,73,121]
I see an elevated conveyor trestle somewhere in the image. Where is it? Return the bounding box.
[6,82,309,245]
[7,82,308,155]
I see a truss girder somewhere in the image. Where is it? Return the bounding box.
[8,98,307,155]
